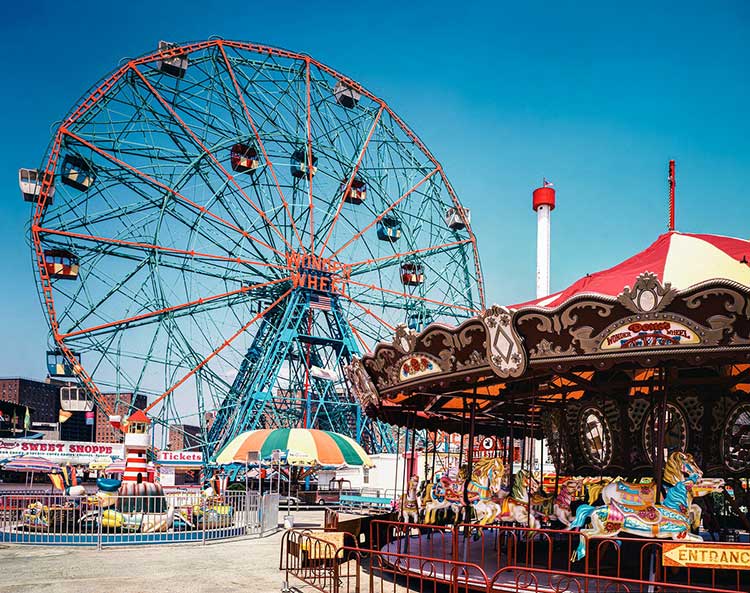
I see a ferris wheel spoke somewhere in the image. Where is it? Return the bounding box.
[35,226,285,275]
[217,43,305,251]
[347,278,480,315]
[144,287,292,415]
[348,239,474,274]
[59,276,290,340]
[317,104,385,258]
[61,129,283,258]
[328,167,440,259]
[130,65,296,254]
[339,292,395,333]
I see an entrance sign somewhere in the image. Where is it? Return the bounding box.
[663,543,750,569]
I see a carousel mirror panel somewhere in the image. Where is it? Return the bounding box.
[722,402,750,472]
[578,407,613,469]
[642,402,689,464]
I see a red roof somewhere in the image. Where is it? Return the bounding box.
[515,231,750,310]
[126,410,151,424]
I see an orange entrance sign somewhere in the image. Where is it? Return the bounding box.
[662,542,750,570]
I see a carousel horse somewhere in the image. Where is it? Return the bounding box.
[465,457,507,529]
[422,473,463,525]
[549,478,584,527]
[497,469,542,529]
[592,452,723,531]
[569,471,724,561]
[399,475,421,523]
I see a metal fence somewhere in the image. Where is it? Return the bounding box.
[365,519,750,592]
[280,529,745,593]
[0,490,279,547]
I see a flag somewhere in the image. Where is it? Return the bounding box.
[310,293,331,311]
[49,473,65,491]
[24,407,31,432]
[59,410,73,423]
[543,178,554,188]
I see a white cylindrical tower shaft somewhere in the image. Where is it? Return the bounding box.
[536,204,551,299]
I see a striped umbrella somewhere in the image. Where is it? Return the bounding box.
[2,456,62,474]
[215,428,374,467]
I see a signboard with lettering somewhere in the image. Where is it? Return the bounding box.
[0,438,123,463]
[600,320,700,350]
[157,450,203,465]
[663,542,750,570]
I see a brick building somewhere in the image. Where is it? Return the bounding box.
[95,392,148,443]
[0,378,59,424]
[167,424,202,450]
[0,378,146,443]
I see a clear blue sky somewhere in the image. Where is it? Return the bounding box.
[2,0,748,378]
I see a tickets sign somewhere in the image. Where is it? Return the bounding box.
[663,542,750,570]
[157,450,203,465]
[600,320,700,350]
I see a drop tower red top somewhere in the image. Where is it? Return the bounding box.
[532,184,556,211]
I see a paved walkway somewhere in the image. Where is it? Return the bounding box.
[0,511,326,593]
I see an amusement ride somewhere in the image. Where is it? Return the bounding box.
[20,39,484,461]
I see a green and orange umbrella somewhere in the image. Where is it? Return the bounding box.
[215,428,373,467]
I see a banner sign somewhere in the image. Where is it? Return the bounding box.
[157,450,203,465]
[600,320,700,350]
[0,438,123,463]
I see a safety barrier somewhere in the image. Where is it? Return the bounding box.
[0,490,279,546]
[280,528,745,593]
[364,519,749,592]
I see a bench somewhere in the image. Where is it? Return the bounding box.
[338,494,391,512]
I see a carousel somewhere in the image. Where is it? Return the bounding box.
[345,228,750,591]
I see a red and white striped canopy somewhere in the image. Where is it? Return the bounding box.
[516,232,750,310]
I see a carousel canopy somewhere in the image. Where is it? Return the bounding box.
[518,232,750,309]
[349,231,750,477]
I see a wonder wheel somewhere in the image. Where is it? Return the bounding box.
[22,39,484,458]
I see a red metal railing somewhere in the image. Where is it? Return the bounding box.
[361,519,749,592]
[281,528,744,593]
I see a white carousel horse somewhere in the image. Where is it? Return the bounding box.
[549,478,583,527]
[399,475,421,523]
[422,472,464,525]
[569,471,723,561]
[465,457,507,528]
[497,469,542,529]
[592,452,724,531]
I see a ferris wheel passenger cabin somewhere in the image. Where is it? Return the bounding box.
[157,41,188,78]
[230,143,260,173]
[333,81,361,108]
[401,262,425,286]
[407,312,432,331]
[377,216,401,242]
[343,178,367,204]
[47,349,81,378]
[291,148,318,179]
[60,156,95,192]
[43,250,79,280]
[445,206,470,230]
[60,384,94,412]
[19,169,54,205]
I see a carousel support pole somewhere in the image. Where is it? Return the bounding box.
[654,367,669,504]
[462,383,478,559]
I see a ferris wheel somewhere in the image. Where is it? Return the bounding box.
[22,39,484,458]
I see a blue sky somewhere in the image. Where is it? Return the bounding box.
[1,0,748,378]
